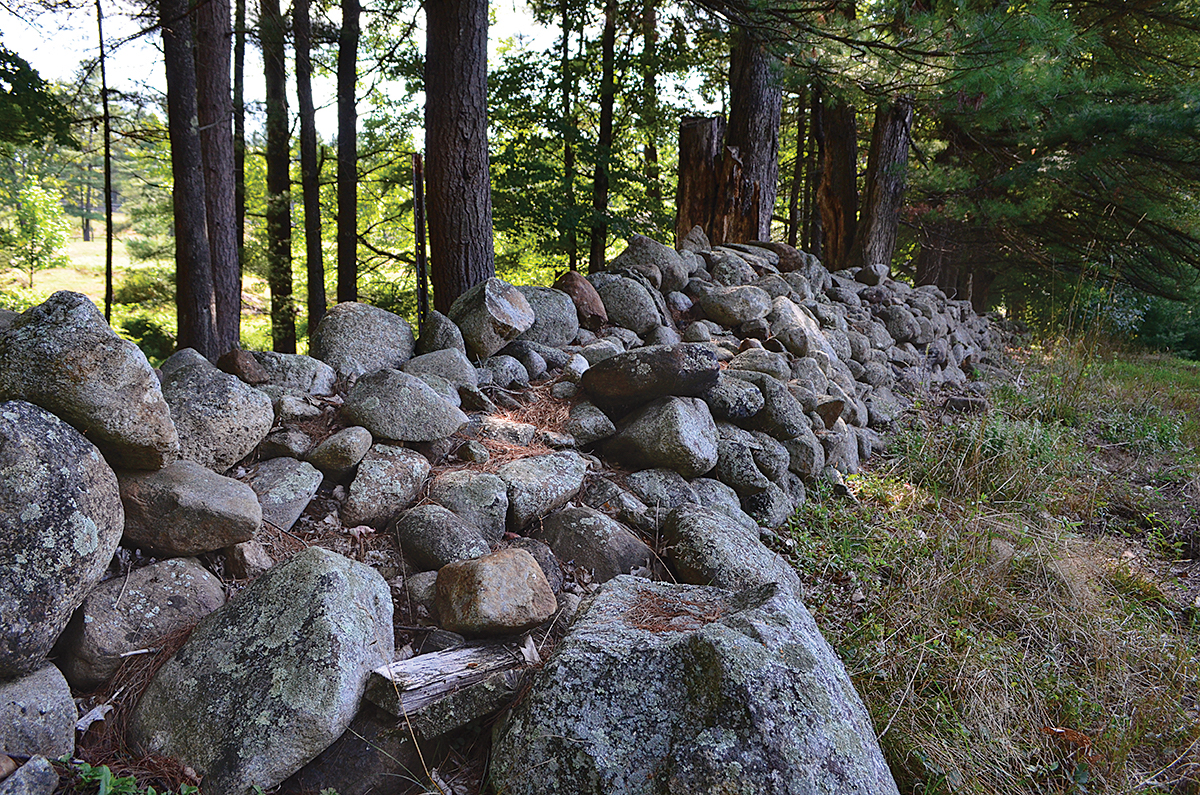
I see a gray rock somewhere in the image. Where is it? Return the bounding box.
[246,457,323,532]
[727,347,791,382]
[341,444,431,529]
[498,340,548,381]
[119,461,262,556]
[580,343,720,416]
[448,277,535,360]
[725,370,808,440]
[283,705,418,795]
[478,415,536,446]
[742,481,796,527]
[505,537,564,595]
[703,249,757,285]
[497,451,589,529]
[160,352,274,472]
[130,549,393,795]
[344,369,468,442]
[0,665,75,758]
[769,297,838,363]
[565,401,617,446]
[0,292,179,469]
[0,401,123,678]
[610,234,690,294]
[415,309,467,356]
[434,548,557,637]
[782,427,826,480]
[626,468,699,529]
[856,262,888,286]
[394,504,491,571]
[482,354,530,390]
[517,286,580,348]
[275,394,322,423]
[306,426,373,481]
[588,273,662,334]
[251,351,337,397]
[714,423,772,496]
[578,338,624,365]
[225,540,274,579]
[491,575,899,795]
[57,558,226,690]
[678,224,711,253]
[533,507,653,583]
[415,372,461,407]
[695,284,772,327]
[428,470,509,544]
[821,418,861,475]
[402,347,479,389]
[878,304,921,344]
[689,477,757,528]
[643,324,682,347]
[604,397,718,479]
[700,371,765,421]
[681,321,711,342]
[664,504,802,595]
[0,757,57,795]
[580,478,654,535]
[258,428,312,460]
[310,301,415,378]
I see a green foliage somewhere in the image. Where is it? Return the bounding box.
[119,313,176,365]
[0,45,75,147]
[10,182,71,287]
[66,760,198,795]
[114,266,175,306]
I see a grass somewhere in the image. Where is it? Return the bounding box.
[781,338,1200,795]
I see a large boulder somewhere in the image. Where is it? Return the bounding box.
[0,292,178,469]
[588,272,662,334]
[56,557,226,691]
[665,503,800,590]
[497,451,590,529]
[609,234,690,294]
[491,576,899,795]
[434,548,556,637]
[343,369,468,442]
[0,401,123,678]
[129,547,394,795]
[516,285,580,348]
[309,301,416,378]
[695,284,773,328]
[603,397,718,478]
[532,506,654,583]
[341,444,431,529]
[250,351,337,398]
[580,343,720,416]
[427,470,509,544]
[160,350,274,473]
[118,461,262,556]
[448,277,535,360]
[0,665,75,758]
[393,504,491,571]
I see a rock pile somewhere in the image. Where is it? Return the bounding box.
[0,230,1006,795]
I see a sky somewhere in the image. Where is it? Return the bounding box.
[0,0,553,139]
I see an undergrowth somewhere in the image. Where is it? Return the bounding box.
[781,338,1200,795]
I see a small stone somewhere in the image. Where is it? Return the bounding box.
[393,504,491,571]
[306,426,373,481]
[0,666,75,758]
[245,457,323,532]
[225,540,275,579]
[434,549,557,637]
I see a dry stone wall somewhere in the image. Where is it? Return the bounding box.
[0,230,1009,795]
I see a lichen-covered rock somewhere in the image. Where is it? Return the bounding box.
[695,284,773,327]
[401,348,479,389]
[490,576,898,795]
[310,301,415,378]
[532,506,654,583]
[415,309,467,356]
[160,350,274,473]
[0,292,179,469]
[580,343,720,416]
[516,285,580,348]
[119,461,262,556]
[0,665,75,758]
[250,351,337,397]
[0,756,58,795]
[245,457,323,533]
[306,426,373,481]
[393,504,491,571]
[724,370,808,441]
[341,444,431,529]
[497,452,590,529]
[448,277,535,360]
[564,401,617,446]
[56,558,226,691]
[343,369,468,443]
[700,371,765,422]
[129,547,394,795]
[663,504,801,595]
[626,468,698,529]
[609,234,690,295]
[0,401,123,678]
[588,273,662,334]
[604,397,718,479]
[434,548,556,637]
[428,470,509,544]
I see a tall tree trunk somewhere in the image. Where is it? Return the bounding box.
[850,96,913,271]
[724,27,782,242]
[641,0,660,207]
[337,0,360,303]
[805,86,823,254]
[786,89,806,247]
[817,98,856,270]
[674,115,724,246]
[233,0,245,286]
[588,0,617,273]
[425,0,495,313]
[161,0,217,357]
[97,0,113,324]
[195,0,240,355]
[262,0,295,352]
[559,0,578,271]
[295,0,325,340]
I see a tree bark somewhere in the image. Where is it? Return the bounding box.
[262,0,295,352]
[805,87,823,255]
[786,89,806,247]
[559,0,578,270]
[337,0,360,303]
[817,98,857,270]
[850,96,913,271]
[97,0,113,324]
[195,0,240,355]
[161,0,217,358]
[295,0,325,340]
[234,0,245,285]
[724,26,782,242]
[674,116,724,246]
[641,0,661,207]
[425,0,495,313]
[587,0,617,273]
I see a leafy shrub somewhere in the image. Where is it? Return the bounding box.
[120,313,176,365]
[114,267,175,306]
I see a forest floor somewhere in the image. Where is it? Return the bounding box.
[784,338,1200,794]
